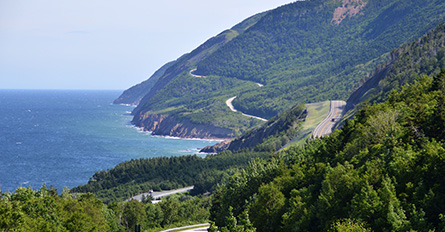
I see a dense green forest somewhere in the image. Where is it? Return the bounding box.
[0,186,112,231]
[356,22,445,105]
[196,0,445,118]
[134,72,265,136]
[202,103,308,153]
[129,12,268,137]
[4,2,445,231]
[4,72,444,231]
[210,70,445,231]
[0,186,211,231]
[71,151,271,203]
[129,0,445,136]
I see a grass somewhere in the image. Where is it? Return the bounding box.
[150,106,183,114]
[281,101,331,150]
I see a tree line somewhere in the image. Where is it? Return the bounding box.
[0,185,211,232]
[71,151,271,203]
[210,70,445,231]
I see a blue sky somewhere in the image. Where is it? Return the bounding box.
[0,0,295,90]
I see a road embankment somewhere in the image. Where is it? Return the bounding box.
[312,100,346,138]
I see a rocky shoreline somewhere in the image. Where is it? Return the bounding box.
[132,112,234,140]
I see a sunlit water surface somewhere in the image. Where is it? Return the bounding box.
[0,90,218,192]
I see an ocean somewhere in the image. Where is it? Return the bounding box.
[0,90,218,192]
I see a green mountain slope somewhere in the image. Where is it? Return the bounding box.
[128,12,266,138]
[195,0,445,117]
[123,0,445,139]
[200,103,307,153]
[113,60,176,105]
[346,22,445,113]
[132,12,265,116]
[70,151,271,203]
[210,69,445,232]
[202,17,445,152]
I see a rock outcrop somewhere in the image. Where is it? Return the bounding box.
[132,112,234,140]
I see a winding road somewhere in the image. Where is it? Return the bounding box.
[126,186,194,203]
[226,96,267,121]
[159,223,210,232]
[312,100,346,138]
[189,68,266,122]
[189,69,206,78]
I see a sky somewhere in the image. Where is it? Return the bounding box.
[0,0,295,90]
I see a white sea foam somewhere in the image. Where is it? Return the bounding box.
[161,135,223,142]
[164,136,181,140]
[120,103,137,107]
[0,90,220,193]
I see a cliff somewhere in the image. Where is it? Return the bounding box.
[120,0,445,140]
[131,12,266,117]
[132,111,234,140]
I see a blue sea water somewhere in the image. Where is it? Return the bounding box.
[0,90,218,192]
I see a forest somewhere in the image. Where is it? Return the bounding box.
[134,0,445,131]
[4,70,445,232]
[357,22,445,105]
[203,103,308,153]
[3,1,445,232]
[0,185,212,231]
[71,150,271,203]
[210,70,445,231]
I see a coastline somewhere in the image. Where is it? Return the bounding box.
[133,124,226,142]
[119,100,234,141]
[1,90,220,193]
[132,112,235,140]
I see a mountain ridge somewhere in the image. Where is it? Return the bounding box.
[345,22,445,113]
[118,0,445,140]
[113,60,176,106]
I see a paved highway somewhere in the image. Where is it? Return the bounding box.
[189,69,206,78]
[126,186,194,202]
[159,223,210,232]
[312,100,346,138]
[226,96,267,121]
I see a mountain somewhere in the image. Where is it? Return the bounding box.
[211,22,445,154]
[210,69,445,231]
[120,0,445,139]
[345,22,445,113]
[204,23,445,230]
[113,60,176,106]
[200,103,307,153]
[128,12,267,139]
[66,17,445,232]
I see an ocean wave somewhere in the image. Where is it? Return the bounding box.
[119,103,137,107]
[157,135,223,142]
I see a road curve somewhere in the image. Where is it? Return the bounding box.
[159,223,210,232]
[190,69,206,78]
[312,100,346,138]
[126,186,194,202]
[226,96,238,112]
[226,96,267,121]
